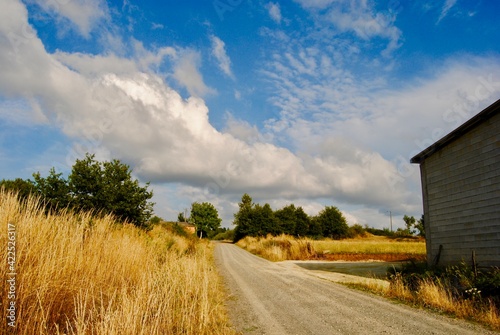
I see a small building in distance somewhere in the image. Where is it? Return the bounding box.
[411,99,500,267]
[177,222,196,234]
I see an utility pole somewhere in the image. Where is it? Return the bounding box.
[389,211,393,232]
[386,210,393,232]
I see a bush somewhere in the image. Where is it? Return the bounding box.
[347,224,366,238]
[212,229,235,241]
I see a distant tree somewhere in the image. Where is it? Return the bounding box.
[275,204,297,235]
[190,202,222,238]
[274,204,311,237]
[149,215,163,225]
[315,206,348,239]
[0,178,36,201]
[403,215,417,236]
[178,212,187,222]
[294,206,311,237]
[233,193,255,241]
[415,215,425,237]
[308,216,323,238]
[253,203,279,236]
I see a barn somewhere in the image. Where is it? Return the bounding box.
[410,99,500,267]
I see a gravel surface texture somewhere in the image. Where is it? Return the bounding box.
[214,242,497,335]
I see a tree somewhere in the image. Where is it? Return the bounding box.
[178,212,187,222]
[32,154,154,227]
[149,215,163,225]
[403,214,425,237]
[0,178,36,201]
[402,215,417,236]
[253,203,279,236]
[190,202,222,238]
[274,204,311,237]
[308,216,323,238]
[275,204,296,235]
[415,215,425,237]
[233,193,255,241]
[315,206,348,239]
[33,168,71,210]
[294,207,311,237]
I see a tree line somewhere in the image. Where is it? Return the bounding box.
[232,194,425,242]
[0,154,154,228]
[233,193,350,242]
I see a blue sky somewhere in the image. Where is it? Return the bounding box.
[1,0,499,229]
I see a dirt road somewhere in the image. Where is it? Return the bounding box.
[214,243,495,335]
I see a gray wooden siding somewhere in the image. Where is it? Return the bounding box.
[421,112,500,267]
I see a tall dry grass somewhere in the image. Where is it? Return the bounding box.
[0,190,235,335]
[237,235,317,261]
[386,274,499,330]
[237,234,425,262]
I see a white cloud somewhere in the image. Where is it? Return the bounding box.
[172,49,216,97]
[294,0,402,56]
[210,35,234,79]
[151,22,164,30]
[266,2,282,24]
[31,0,108,38]
[437,0,458,23]
[293,0,335,10]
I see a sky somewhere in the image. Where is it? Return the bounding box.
[0,0,499,230]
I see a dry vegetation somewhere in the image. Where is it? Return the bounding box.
[353,272,500,331]
[0,190,235,335]
[236,234,426,262]
[237,234,499,330]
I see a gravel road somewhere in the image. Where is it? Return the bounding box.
[214,242,496,335]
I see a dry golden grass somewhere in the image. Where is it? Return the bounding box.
[349,273,499,330]
[237,234,426,262]
[314,237,425,255]
[237,235,316,261]
[0,190,235,335]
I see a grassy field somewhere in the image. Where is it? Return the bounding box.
[237,234,426,262]
[0,191,235,335]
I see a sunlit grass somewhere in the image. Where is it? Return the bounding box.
[237,234,426,262]
[0,190,235,335]
[314,238,425,255]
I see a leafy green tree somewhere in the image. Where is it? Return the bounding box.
[33,168,71,210]
[32,154,154,227]
[308,216,323,238]
[0,178,36,201]
[275,204,297,235]
[68,154,154,227]
[294,207,311,237]
[415,215,425,237]
[402,215,417,236]
[253,203,279,236]
[233,193,255,241]
[190,202,222,238]
[315,206,348,239]
[274,204,311,237]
